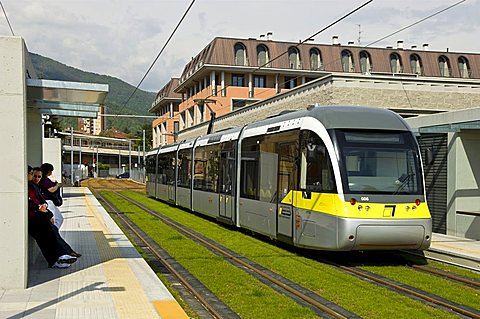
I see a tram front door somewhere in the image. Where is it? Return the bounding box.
[219,150,235,223]
[277,143,296,241]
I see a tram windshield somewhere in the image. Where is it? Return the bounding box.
[334,130,422,195]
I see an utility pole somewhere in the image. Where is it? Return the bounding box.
[70,127,73,186]
[142,129,146,168]
[128,139,131,174]
[96,144,99,177]
[79,137,82,179]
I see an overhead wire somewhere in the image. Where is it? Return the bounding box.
[207,0,468,114]
[111,0,196,127]
[205,0,374,101]
[0,1,14,36]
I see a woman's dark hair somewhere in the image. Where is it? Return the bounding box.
[28,165,32,172]
[40,163,54,175]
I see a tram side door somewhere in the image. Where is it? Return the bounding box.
[277,143,296,241]
[219,150,234,222]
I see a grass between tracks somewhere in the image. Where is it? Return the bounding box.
[101,191,316,319]
[113,191,470,318]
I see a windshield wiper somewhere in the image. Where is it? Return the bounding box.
[393,173,415,195]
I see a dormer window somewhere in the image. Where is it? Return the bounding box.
[359,51,372,74]
[341,50,354,72]
[410,54,423,75]
[390,53,402,73]
[288,47,301,69]
[309,48,322,70]
[234,42,247,66]
[458,56,470,78]
[257,44,270,67]
[438,55,451,77]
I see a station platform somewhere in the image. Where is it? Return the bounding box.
[427,233,480,271]
[0,187,188,319]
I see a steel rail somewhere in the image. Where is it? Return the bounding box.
[115,192,353,319]
[94,191,226,319]
[319,259,480,319]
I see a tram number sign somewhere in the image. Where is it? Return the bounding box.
[360,196,370,202]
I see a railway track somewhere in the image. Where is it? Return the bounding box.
[87,182,479,318]
[94,190,237,319]
[109,191,359,319]
[116,191,480,319]
[81,178,145,192]
[407,263,480,290]
[310,254,480,319]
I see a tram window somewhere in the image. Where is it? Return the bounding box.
[194,145,219,192]
[240,151,259,199]
[178,149,191,188]
[300,131,336,192]
[158,152,176,185]
[336,130,421,194]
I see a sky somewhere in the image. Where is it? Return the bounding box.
[0,0,479,92]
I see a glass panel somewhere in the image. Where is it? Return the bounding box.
[177,149,191,188]
[235,43,245,65]
[299,131,336,192]
[193,145,219,192]
[335,130,422,195]
[288,47,299,69]
[257,45,268,66]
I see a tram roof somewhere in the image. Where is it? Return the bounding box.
[246,105,410,131]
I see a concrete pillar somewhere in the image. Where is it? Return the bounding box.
[221,71,225,97]
[27,110,42,166]
[42,138,62,182]
[210,71,216,96]
[248,73,253,98]
[0,37,28,288]
[275,74,279,93]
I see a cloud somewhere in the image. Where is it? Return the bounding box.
[0,0,478,92]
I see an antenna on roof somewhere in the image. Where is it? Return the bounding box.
[356,24,361,45]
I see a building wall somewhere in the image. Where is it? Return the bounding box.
[0,37,28,288]
[448,132,480,239]
[178,74,480,141]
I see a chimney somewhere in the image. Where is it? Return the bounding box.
[348,41,354,45]
[423,43,429,51]
[386,46,393,49]
[266,31,273,41]
[259,34,265,40]
[332,35,339,45]
[411,45,417,49]
[397,40,404,49]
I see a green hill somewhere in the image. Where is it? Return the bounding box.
[30,52,156,133]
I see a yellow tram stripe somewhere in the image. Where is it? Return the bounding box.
[287,190,431,219]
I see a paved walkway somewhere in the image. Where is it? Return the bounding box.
[0,187,188,319]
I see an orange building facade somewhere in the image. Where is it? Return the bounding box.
[150,36,480,147]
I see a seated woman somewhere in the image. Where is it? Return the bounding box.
[31,167,81,258]
[28,165,78,268]
[38,163,63,228]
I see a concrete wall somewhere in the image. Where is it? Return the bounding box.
[0,37,28,288]
[448,132,480,239]
[43,138,62,182]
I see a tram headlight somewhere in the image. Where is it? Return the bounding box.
[350,198,357,205]
[415,199,421,206]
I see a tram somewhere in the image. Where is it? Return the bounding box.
[146,105,432,251]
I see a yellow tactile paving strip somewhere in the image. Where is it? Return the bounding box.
[84,192,163,319]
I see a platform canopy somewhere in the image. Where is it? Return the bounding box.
[407,107,480,133]
[26,79,108,118]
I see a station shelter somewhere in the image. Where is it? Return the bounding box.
[0,36,108,288]
[407,108,480,240]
